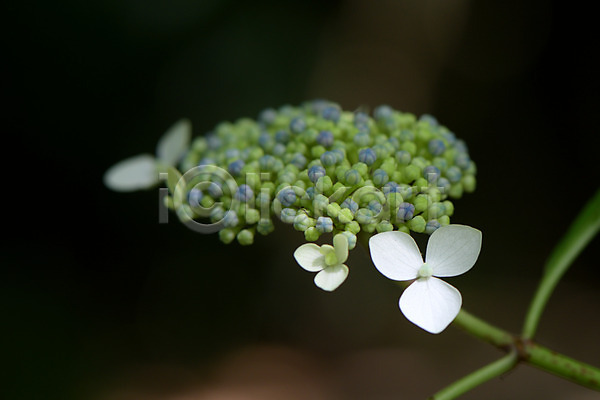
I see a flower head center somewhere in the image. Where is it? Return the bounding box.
[417,263,434,279]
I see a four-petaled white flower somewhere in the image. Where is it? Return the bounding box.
[369,224,482,334]
[294,234,349,291]
[103,119,191,192]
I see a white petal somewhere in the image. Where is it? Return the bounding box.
[294,244,325,272]
[333,233,348,264]
[399,277,462,334]
[103,154,158,192]
[425,225,482,277]
[156,119,191,166]
[314,264,349,291]
[369,231,422,281]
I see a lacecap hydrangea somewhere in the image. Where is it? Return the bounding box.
[106,100,476,250]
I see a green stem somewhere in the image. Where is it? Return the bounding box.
[430,352,518,400]
[450,308,600,393]
[452,309,514,348]
[522,189,600,339]
[524,341,600,390]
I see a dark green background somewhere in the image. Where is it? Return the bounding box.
[3,1,599,399]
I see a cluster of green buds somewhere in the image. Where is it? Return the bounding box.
[161,100,476,248]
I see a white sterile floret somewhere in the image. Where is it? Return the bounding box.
[294,234,349,291]
[103,119,191,192]
[369,224,482,334]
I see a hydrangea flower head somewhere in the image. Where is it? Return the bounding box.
[369,225,482,334]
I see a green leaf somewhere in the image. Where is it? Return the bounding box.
[522,188,600,339]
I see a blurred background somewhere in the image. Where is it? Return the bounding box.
[3,0,600,399]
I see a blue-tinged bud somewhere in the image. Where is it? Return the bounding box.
[293,213,314,231]
[258,133,274,150]
[315,216,334,233]
[441,130,456,145]
[225,149,240,160]
[356,208,376,225]
[382,181,401,195]
[275,129,291,144]
[228,159,245,176]
[419,114,438,127]
[188,188,203,207]
[322,105,341,122]
[316,130,334,147]
[367,199,383,214]
[308,165,326,183]
[454,139,468,153]
[354,111,370,126]
[331,148,345,163]
[210,205,225,222]
[396,202,415,222]
[289,117,307,134]
[387,137,400,149]
[354,132,371,147]
[234,184,254,202]
[455,153,471,169]
[425,219,441,234]
[428,139,446,156]
[423,165,441,183]
[207,135,222,150]
[358,148,377,165]
[340,231,357,250]
[437,177,451,194]
[290,153,307,169]
[344,169,362,186]
[223,210,239,228]
[305,186,316,200]
[372,169,389,187]
[199,157,216,166]
[395,150,411,166]
[341,198,359,215]
[280,208,297,224]
[277,187,297,207]
[259,155,276,171]
[374,105,393,120]
[272,143,286,157]
[428,202,446,219]
[207,181,223,198]
[445,166,462,183]
[258,108,277,125]
[320,151,338,167]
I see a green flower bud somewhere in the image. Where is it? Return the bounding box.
[237,229,254,245]
[257,218,274,235]
[462,175,476,192]
[337,208,354,224]
[304,226,321,242]
[352,162,369,177]
[428,202,446,219]
[219,228,237,244]
[438,215,450,226]
[244,208,260,224]
[376,220,394,233]
[408,215,426,233]
[403,165,420,182]
[443,200,454,216]
[316,175,333,195]
[311,145,326,158]
[414,194,430,213]
[345,220,361,234]
[449,183,464,198]
[326,202,341,218]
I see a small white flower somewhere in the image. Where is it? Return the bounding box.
[369,224,482,334]
[103,119,191,192]
[294,234,349,291]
